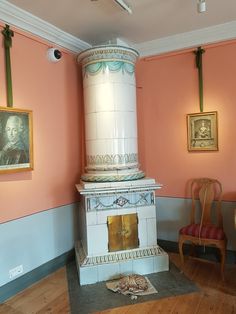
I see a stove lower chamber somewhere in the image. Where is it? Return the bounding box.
[75,178,169,285]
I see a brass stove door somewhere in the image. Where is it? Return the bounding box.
[107,213,139,252]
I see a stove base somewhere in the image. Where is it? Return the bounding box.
[75,240,169,285]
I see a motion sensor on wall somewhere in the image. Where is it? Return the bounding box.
[47,48,62,62]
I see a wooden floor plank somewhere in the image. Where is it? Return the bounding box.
[36,291,70,314]
[0,304,22,314]
[2,268,69,314]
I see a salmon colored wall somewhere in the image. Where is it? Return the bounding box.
[136,41,236,201]
[0,24,83,223]
[1,24,235,223]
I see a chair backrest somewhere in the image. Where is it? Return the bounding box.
[190,178,223,228]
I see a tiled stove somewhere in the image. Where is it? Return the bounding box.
[76,45,169,285]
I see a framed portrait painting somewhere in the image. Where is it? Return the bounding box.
[0,107,33,173]
[187,111,218,151]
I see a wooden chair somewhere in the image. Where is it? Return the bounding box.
[178,178,227,280]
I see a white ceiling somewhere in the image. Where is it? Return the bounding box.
[3,0,236,55]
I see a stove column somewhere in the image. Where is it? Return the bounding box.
[77,45,144,182]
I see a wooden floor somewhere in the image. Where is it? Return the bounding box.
[0,253,236,314]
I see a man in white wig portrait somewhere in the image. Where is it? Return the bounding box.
[0,115,29,165]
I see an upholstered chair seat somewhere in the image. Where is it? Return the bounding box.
[179,223,226,240]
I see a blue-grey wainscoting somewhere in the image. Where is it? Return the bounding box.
[156,196,236,251]
[0,202,79,301]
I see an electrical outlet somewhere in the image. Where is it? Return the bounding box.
[9,265,23,279]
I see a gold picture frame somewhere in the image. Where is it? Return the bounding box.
[187,111,218,151]
[0,106,33,173]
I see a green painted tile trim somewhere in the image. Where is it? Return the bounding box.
[84,61,135,76]
[0,249,74,303]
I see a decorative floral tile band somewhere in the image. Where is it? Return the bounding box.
[83,61,135,77]
[87,153,138,166]
[86,191,154,211]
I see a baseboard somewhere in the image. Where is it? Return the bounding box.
[0,249,75,303]
[158,239,236,264]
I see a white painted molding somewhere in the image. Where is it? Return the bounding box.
[135,21,236,57]
[0,0,91,53]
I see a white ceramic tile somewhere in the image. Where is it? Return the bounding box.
[85,113,97,140]
[78,210,87,253]
[114,111,126,138]
[129,112,138,138]
[86,211,97,226]
[79,265,98,285]
[102,65,114,83]
[124,138,137,155]
[88,197,100,211]
[85,139,106,156]
[114,193,132,208]
[132,257,154,275]
[131,192,138,206]
[119,260,134,276]
[87,182,113,190]
[137,205,156,219]
[86,138,126,155]
[83,85,96,114]
[117,208,137,215]
[93,195,115,211]
[87,224,108,255]
[111,181,131,188]
[109,181,132,189]
[130,178,157,187]
[134,178,155,185]
[97,262,120,281]
[106,139,119,155]
[83,70,104,88]
[113,83,136,112]
[80,181,111,190]
[96,112,116,139]
[107,70,123,84]
[97,209,118,224]
[115,111,137,138]
[124,71,136,85]
[127,111,137,138]
[147,218,157,246]
[107,69,136,85]
[153,253,169,272]
[96,82,115,112]
[111,139,125,156]
[138,219,148,247]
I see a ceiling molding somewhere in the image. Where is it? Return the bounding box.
[0,1,236,57]
[135,21,236,57]
[0,0,91,53]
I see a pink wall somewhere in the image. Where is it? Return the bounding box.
[0,24,83,223]
[136,41,236,201]
[1,23,236,223]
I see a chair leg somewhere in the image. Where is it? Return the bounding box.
[190,243,197,257]
[178,236,185,268]
[220,246,226,281]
